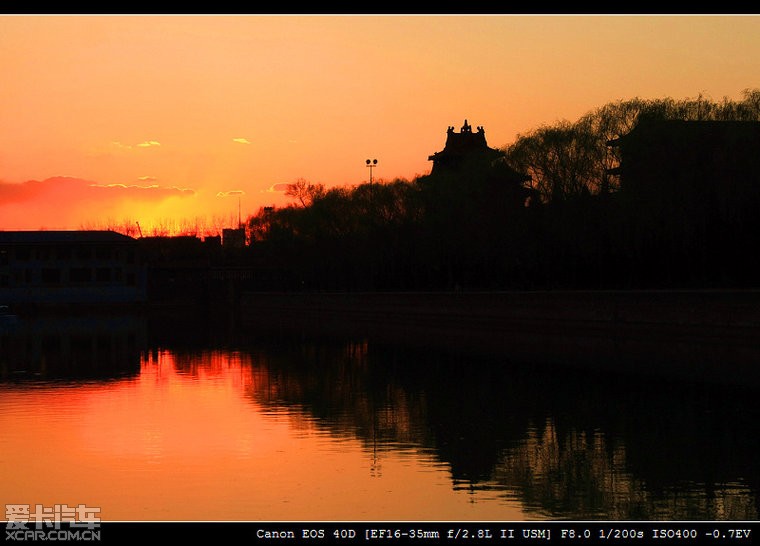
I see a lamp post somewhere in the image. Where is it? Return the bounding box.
[366,158,378,185]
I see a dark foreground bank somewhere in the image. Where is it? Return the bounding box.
[239,289,760,387]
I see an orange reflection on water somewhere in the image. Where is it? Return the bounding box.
[0,350,525,521]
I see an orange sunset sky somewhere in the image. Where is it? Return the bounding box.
[1,14,759,235]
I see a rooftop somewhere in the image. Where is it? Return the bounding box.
[0,230,136,245]
[608,119,760,147]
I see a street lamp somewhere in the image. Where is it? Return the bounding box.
[366,158,378,184]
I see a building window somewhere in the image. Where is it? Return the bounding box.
[41,268,61,285]
[95,247,112,260]
[56,247,72,261]
[37,247,52,261]
[15,248,30,261]
[95,267,111,282]
[70,267,92,283]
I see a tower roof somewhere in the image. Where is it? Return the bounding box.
[428,120,503,174]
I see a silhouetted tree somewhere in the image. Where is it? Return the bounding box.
[244,89,760,292]
[285,178,326,208]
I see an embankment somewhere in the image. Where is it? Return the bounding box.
[239,290,760,387]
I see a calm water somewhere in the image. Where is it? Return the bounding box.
[1,310,758,521]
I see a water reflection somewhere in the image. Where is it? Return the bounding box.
[0,310,758,521]
[241,336,760,520]
[0,312,144,380]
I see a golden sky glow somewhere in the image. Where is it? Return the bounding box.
[1,14,759,233]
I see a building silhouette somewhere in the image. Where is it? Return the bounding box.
[607,119,760,286]
[0,230,146,306]
[427,119,533,206]
[428,119,531,183]
[608,119,760,209]
[222,227,247,249]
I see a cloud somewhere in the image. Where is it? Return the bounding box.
[216,190,246,198]
[90,183,159,189]
[0,176,195,208]
[108,141,161,151]
[232,138,251,145]
[265,183,290,193]
[0,176,201,230]
[138,176,157,182]
[0,178,48,204]
[90,182,196,196]
[0,176,193,230]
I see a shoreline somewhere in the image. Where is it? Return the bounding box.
[6,289,760,387]
[239,290,760,387]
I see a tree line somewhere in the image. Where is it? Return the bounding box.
[245,89,760,291]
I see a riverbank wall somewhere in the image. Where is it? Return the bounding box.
[239,290,760,387]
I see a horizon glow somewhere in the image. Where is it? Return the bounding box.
[1,14,759,234]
